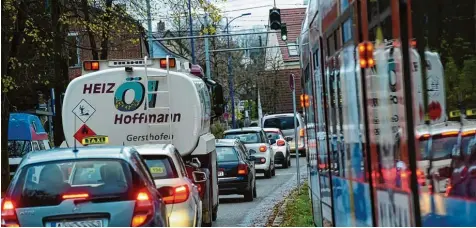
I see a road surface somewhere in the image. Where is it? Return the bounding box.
[214,156,307,227]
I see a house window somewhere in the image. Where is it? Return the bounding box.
[287,43,299,56]
[68,32,80,67]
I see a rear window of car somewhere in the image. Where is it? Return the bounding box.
[265,132,281,140]
[216,146,239,162]
[11,159,134,208]
[263,116,300,130]
[224,132,261,144]
[142,155,178,180]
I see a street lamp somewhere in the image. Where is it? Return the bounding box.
[225,12,251,129]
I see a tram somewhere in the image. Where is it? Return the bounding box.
[300,0,476,226]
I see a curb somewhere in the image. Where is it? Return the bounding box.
[271,198,290,227]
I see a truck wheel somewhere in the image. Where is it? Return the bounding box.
[244,187,253,202]
[212,207,217,221]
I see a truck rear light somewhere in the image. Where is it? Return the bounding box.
[83,61,100,71]
[277,139,285,146]
[1,199,19,227]
[158,185,190,204]
[159,58,176,68]
[259,145,267,152]
[299,129,305,137]
[131,190,153,227]
[237,163,248,175]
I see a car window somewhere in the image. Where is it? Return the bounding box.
[174,150,188,177]
[13,159,133,208]
[32,142,40,151]
[224,132,261,144]
[132,152,155,186]
[266,131,282,140]
[263,116,300,130]
[142,155,179,180]
[216,146,239,162]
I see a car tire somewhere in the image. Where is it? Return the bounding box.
[212,206,218,221]
[288,154,291,167]
[264,168,272,178]
[282,157,289,168]
[253,181,257,198]
[271,166,276,176]
[244,186,253,202]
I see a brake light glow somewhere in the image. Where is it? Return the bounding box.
[159,58,176,68]
[1,199,19,227]
[442,131,459,136]
[299,129,305,137]
[159,185,190,204]
[277,139,285,146]
[238,163,248,175]
[131,190,153,227]
[62,193,89,200]
[259,145,267,152]
[462,130,476,136]
[83,61,100,71]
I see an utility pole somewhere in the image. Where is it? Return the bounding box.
[146,0,153,56]
[226,17,236,129]
[204,13,211,79]
[188,0,196,64]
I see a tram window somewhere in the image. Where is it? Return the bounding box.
[313,50,319,69]
[342,18,352,43]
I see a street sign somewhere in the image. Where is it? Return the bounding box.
[74,124,97,145]
[289,73,295,91]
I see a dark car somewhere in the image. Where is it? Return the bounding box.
[1,146,168,227]
[215,139,257,201]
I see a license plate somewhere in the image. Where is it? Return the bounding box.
[218,171,224,177]
[52,219,103,227]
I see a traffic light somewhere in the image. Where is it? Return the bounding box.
[358,41,374,68]
[269,8,281,30]
[280,23,288,41]
[300,94,309,108]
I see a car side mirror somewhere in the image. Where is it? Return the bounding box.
[192,171,208,183]
[285,136,293,142]
[269,139,276,145]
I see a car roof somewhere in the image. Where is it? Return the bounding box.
[216,139,239,147]
[134,143,174,156]
[263,113,300,119]
[263,128,281,132]
[19,146,135,169]
[224,127,263,133]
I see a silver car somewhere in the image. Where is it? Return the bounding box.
[223,127,276,178]
[1,146,168,227]
[135,144,204,227]
[262,113,306,156]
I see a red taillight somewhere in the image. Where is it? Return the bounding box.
[277,139,285,146]
[159,185,190,204]
[62,193,89,200]
[238,163,248,175]
[131,190,153,227]
[1,199,19,227]
[260,158,266,163]
[83,61,100,71]
[259,145,267,152]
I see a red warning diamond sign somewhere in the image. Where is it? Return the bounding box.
[74,124,97,145]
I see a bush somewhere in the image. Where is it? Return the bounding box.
[211,122,225,139]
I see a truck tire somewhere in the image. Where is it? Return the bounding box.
[212,206,218,221]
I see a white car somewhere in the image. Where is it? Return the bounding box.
[135,144,204,227]
[264,128,291,168]
[262,113,306,156]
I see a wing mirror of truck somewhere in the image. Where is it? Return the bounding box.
[269,139,276,145]
[189,157,201,168]
[285,136,293,142]
[192,171,208,183]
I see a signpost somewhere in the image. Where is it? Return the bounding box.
[289,73,300,192]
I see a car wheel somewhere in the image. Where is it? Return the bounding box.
[253,181,257,198]
[212,206,218,221]
[264,168,272,178]
[271,166,276,176]
[282,156,289,168]
[288,154,291,167]
[244,186,253,202]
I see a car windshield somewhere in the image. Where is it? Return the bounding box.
[142,155,178,180]
[224,132,260,144]
[263,116,299,130]
[266,132,281,140]
[216,147,239,162]
[12,159,133,208]
[8,140,31,157]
